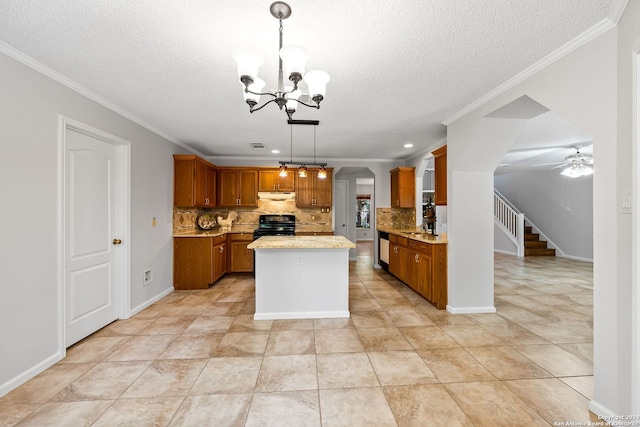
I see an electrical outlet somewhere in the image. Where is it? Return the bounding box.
[143,269,153,285]
[296,255,303,265]
[152,217,157,226]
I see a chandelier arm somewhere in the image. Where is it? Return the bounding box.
[249,98,278,113]
[294,98,321,109]
[245,88,278,98]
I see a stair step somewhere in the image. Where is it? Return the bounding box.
[524,226,532,233]
[525,240,548,248]
[524,233,540,241]
[525,248,556,256]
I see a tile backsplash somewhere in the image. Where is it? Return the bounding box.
[174,199,332,233]
[376,207,416,228]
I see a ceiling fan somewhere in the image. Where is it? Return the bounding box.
[533,146,593,177]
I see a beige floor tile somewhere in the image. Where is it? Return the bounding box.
[423,311,476,326]
[1,363,95,404]
[266,330,315,355]
[384,384,474,426]
[315,328,364,353]
[319,387,397,427]
[445,381,550,426]
[349,298,383,312]
[441,324,505,347]
[92,397,184,427]
[17,400,113,427]
[0,403,41,427]
[182,315,235,334]
[139,316,196,335]
[228,314,273,332]
[52,361,151,401]
[245,391,321,427]
[496,306,549,324]
[255,354,318,392]
[386,309,436,327]
[351,311,395,329]
[418,348,496,383]
[158,333,224,359]
[122,359,207,398]
[97,318,155,336]
[357,327,413,351]
[169,393,252,426]
[466,313,509,324]
[559,376,594,400]
[466,346,553,380]
[190,357,262,394]
[504,378,592,424]
[105,335,176,362]
[61,336,131,363]
[477,321,549,345]
[513,345,593,377]
[317,353,379,389]
[201,302,244,316]
[557,343,593,364]
[313,318,354,330]
[368,351,438,386]
[400,326,460,349]
[520,322,591,344]
[212,332,269,357]
[271,319,315,331]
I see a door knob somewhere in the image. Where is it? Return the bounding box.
[113,239,122,245]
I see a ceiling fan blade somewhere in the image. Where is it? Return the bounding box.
[532,161,565,167]
[550,162,569,170]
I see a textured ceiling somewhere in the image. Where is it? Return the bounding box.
[0,0,614,163]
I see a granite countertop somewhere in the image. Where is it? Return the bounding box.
[377,225,448,244]
[248,235,356,250]
[173,226,255,238]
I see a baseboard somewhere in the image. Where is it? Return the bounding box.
[588,399,616,420]
[0,350,64,398]
[129,286,174,317]
[557,253,593,263]
[446,305,497,314]
[254,311,350,320]
[494,249,517,256]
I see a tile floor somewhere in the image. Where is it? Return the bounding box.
[1,243,598,426]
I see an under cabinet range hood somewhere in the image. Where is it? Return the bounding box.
[258,192,295,201]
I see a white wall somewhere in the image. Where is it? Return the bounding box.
[494,171,593,261]
[0,50,185,395]
[446,19,629,415]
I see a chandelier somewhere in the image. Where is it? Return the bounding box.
[232,2,330,120]
[278,123,327,179]
[560,149,593,178]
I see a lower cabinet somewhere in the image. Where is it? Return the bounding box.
[387,233,447,309]
[229,233,254,273]
[174,236,227,290]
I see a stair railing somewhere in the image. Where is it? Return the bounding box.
[494,189,525,257]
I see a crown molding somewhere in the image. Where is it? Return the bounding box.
[442,17,617,126]
[608,0,629,25]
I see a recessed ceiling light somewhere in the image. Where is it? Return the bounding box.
[271,149,280,154]
[404,143,414,148]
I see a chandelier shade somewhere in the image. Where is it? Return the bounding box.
[233,2,329,120]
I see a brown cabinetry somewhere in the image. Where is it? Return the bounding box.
[229,233,254,273]
[386,233,447,309]
[295,169,333,207]
[212,235,227,283]
[173,155,216,207]
[432,145,447,206]
[390,167,415,208]
[258,169,295,192]
[217,168,258,207]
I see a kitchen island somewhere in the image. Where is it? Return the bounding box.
[247,235,356,320]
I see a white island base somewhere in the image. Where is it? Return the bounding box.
[248,236,355,320]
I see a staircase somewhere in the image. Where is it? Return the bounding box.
[524,225,556,256]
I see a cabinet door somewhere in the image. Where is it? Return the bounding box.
[278,172,295,192]
[173,238,213,290]
[258,170,277,192]
[432,145,447,206]
[238,170,258,207]
[213,242,227,282]
[315,169,333,207]
[194,161,208,206]
[390,167,415,208]
[229,234,254,272]
[408,250,432,301]
[218,169,239,207]
[295,172,314,207]
[205,165,216,206]
[391,170,400,208]
[396,244,408,283]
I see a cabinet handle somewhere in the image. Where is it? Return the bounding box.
[219,246,224,253]
[396,199,400,206]
[415,254,419,262]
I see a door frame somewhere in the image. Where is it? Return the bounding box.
[57,116,131,355]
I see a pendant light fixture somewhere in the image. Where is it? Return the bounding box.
[278,121,327,178]
[233,2,330,121]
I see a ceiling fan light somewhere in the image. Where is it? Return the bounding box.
[304,70,330,102]
[280,45,309,82]
[232,48,264,81]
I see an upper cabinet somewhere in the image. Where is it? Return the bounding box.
[258,169,295,192]
[173,155,216,207]
[217,168,258,207]
[390,167,415,208]
[295,169,333,208]
[432,145,447,206]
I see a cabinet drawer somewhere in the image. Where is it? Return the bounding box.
[408,240,432,254]
[230,232,253,241]
[213,235,226,245]
[389,234,397,243]
[396,236,408,247]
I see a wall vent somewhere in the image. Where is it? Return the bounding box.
[250,142,266,151]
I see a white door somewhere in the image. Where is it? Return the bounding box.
[64,127,120,346]
[335,181,348,239]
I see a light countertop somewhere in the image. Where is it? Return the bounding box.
[248,235,356,250]
[377,226,448,244]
